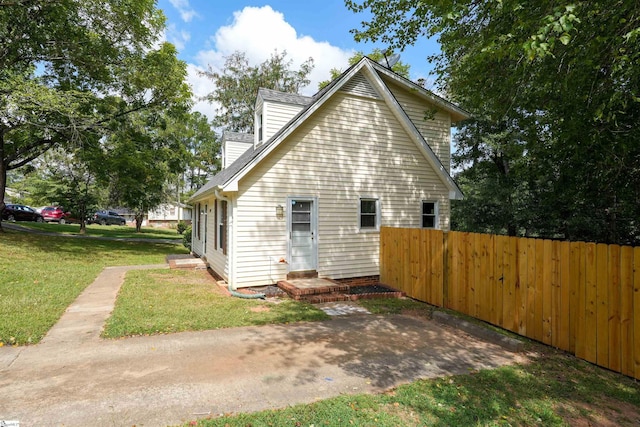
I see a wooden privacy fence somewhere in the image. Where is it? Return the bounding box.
[379,227,640,379]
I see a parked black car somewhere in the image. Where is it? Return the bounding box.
[1,204,45,222]
[91,210,126,226]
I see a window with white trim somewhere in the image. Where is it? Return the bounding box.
[196,203,201,239]
[422,201,438,228]
[219,200,228,255]
[359,198,379,230]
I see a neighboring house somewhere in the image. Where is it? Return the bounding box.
[189,57,469,289]
[4,187,20,203]
[147,203,192,226]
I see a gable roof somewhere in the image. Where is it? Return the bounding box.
[257,88,312,106]
[190,57,469,202]
[223,131,253,144]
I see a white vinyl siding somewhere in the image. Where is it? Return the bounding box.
[223,140,252,169]
[383,78,452,172]
[261,101,304,143]
[230,90,451,287]
[190,195,228,281]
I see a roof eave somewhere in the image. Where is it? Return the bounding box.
[370,61,472,123]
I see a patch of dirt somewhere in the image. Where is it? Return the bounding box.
[249,306,271,313]
[557,397,640,427]
[400,307,433,320]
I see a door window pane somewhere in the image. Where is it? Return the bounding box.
[292,201,311,212]
[292,212,310,222]
[292,222,311,232]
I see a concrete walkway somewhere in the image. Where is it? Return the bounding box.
[0,265,527,427]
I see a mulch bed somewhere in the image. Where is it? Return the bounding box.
[349,284,398,295]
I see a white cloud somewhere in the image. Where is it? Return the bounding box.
[186,63,216,120]
[169,0,198,22]
[165,24,191,51]
[187,5,354,121]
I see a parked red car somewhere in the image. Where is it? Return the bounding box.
[40,206,78,224]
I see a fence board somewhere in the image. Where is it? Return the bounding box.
[496,235,508,329]
[634,248,640,378]
[410,229,422,301]
[470,233,480,318]
[480,233,489,319]
[379,228,640,380]
[431,230,444,306]
[620,246,634,377]
[596,243,610,368]
[542,239,553,345]
[608,245,621,372]
[584,243,598,363]
[574,242,587,360]
[531,239,544,342]
[458,232,470,313]
[558,242,571,351]
[517,238,529,336]
[379,227,389,285]
[506,237,518,333]
[446,232,458,310]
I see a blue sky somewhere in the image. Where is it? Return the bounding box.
[157,0,441,119]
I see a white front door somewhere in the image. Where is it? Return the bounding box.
[288,198,317,272]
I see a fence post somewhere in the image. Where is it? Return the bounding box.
[443,231,449,309]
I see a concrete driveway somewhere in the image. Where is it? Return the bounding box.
[0,265,526,427]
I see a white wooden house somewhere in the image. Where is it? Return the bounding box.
[189,57,469,289]
[147,203,192,226]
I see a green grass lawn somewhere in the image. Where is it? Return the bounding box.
[103,269,329,337]
[0,228,188,345]
[12,221,183,240]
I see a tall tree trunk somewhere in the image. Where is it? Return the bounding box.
[135,212,143,232]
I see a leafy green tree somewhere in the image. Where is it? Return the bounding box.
[178,112,220,191]
[46,149,105,234]
[0,0,191,230]
[202,50,314,133]
[99,111,190,232]
[318,48,411,89]
[347,0,640,244]
[8,147,107,233]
